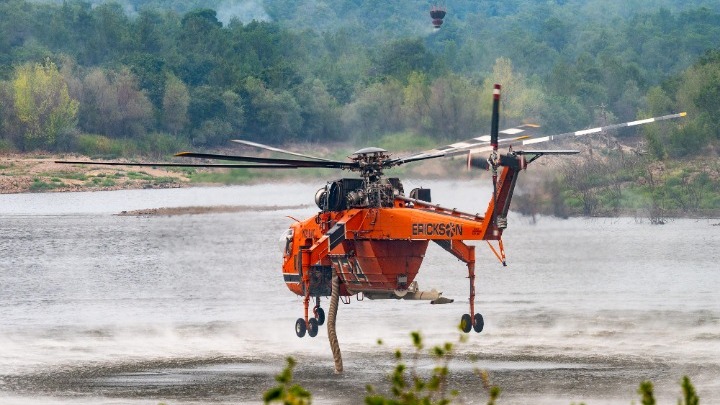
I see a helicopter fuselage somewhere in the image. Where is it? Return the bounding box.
[281,160,521,301]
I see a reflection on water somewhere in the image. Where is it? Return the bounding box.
[0,182,719,404]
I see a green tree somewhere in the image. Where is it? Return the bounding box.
[402,71,432,132]
[541,16,572,52]
[10,59,78,150]
[483,57,543,126]
[188,85,244,146]
[162,73,190,136]
[79,67,154,138]
[176,9,224,87]
[375,38,434,82]
[641,86,675,159]
[342,79,404,142]
[242,77,300,144]
[293,78,342,142]
[678,51,720,140]
[428,74,483,140]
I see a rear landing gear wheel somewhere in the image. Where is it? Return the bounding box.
[314,307,325,326]
[295,318,306,338]
[460,313,472,333]
[308,318,319,337]
[473,313,484,333]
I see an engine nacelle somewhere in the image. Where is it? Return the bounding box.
[315,178,404,211]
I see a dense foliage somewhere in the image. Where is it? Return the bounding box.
[0,0,719,159]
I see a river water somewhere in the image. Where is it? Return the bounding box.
[1,180,718,404]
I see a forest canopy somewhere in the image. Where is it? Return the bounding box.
[0,0,719,158]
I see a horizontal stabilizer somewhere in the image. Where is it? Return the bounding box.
[469,153,524,170]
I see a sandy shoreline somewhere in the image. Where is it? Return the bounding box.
[0,153,192,194]
[3,153,719,220]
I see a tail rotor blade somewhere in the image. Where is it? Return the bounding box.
[490,84,501,221]
[491,84,501,152]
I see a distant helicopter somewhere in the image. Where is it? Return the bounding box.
[430,5,447,29]
[58,85,686,340]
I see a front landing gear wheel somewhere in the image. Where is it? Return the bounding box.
[460,314,472,333]
[295,318,306,338]
[314,307,325,326]
[473,313,484,333]
[308,318,319,337]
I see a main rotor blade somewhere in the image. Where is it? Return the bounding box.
[389,124,540,165]
[461,112,688,156]
[56,160,301,169]
[392,112,686,167]
[231,139,335,162]
[175,152,357,169]
[516,112,687,148]
[389,134,532,166]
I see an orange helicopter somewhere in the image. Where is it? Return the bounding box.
[58,84,686,339]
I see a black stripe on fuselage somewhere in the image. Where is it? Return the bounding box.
[328,223,345,250]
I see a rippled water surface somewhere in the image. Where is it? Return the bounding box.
[1,181,719,404]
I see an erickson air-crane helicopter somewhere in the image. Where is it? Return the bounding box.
[58,85,686,339]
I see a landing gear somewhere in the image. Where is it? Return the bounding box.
[314,306,325,326]
[295,317,320,338]
[436,240,484,334]
[460,313,484,334]
[313,296,325,326]
[295,318,306,338]
[473,313,484,333]
[296,297,324,338]
[460,314,472,333]
[308,318,319,337]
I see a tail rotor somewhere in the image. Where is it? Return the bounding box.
[489,84,501,222]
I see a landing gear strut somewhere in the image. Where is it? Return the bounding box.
[462,256,484,334]
[296,296,325,338]
[296,258,321,338]
[314,296,325,326]
[434,240,484,334]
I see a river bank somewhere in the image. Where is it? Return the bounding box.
[0,153,194,194]
[0,151,461,194]
[3,152,719,221]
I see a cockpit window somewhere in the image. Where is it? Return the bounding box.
[279,229,294,257]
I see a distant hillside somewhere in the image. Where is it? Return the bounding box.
[2,0,718,157]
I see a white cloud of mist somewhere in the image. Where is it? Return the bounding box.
[28,0,272,25]
[216,0,272,25]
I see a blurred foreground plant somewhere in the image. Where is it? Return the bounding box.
[636,376,700,405]
[263,357,311,405]
[364,331,499,405]
[263,333,700,405]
